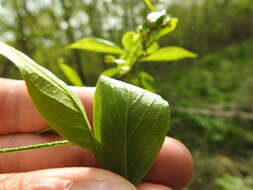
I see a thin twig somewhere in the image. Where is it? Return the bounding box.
[0,140,71,154]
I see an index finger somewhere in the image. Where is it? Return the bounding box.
[0,78,94,134]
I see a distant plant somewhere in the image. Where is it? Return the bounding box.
[215,173,253,190]
[61,0,197,91]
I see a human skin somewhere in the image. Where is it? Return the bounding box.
[0,78,193,190]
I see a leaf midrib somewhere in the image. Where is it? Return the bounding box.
[110,83,129,178]
[14,48,91,129]
[130,101,164,182]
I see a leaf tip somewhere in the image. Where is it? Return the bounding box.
[189,52,198,58]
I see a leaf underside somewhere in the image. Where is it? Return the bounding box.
[94,76,170,185]
[0,42,170,186]
[0,42,95,152]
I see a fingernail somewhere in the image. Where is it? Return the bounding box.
[67,180,136,190]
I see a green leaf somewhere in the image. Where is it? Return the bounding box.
[59,63,84,86]
[69,37,124,54]
[0,42,95,152]
[144,0,156,11]
[93,76,170,185]
[122,32,141,51]
[146,42,159,55]
[101,67,120,77]
[0,43,170,186]
[141,46,198,62]
[156,18,178,40]
[138,71,156,92]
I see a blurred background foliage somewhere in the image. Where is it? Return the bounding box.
[0,0,253,189]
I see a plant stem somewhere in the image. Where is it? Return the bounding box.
[144,0,156,11]
[0,140,72,154]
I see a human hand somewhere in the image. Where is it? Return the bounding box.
[0,78,193,190]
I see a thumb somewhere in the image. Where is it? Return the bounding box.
[0,167,137,190]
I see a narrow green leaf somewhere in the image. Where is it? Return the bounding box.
[94,76,170,185]
[59,63,84,86]
[141,46,198,62]
[144,0,156,11]
[0,42,95,152]
[69,37,124,54]
[101,67,120,77]
[138,71,156,92]
[156,18,178,40]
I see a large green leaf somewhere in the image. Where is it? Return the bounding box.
[59,63,84,86]
[0,43,171,186]
[69,37,124,54]
[141,46,197,62]
[0,42,95,152]
[93,76,170,185]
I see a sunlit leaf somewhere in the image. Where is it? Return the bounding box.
[146,42,159,55]
[69,37,124,54]
[59,63,84,86]
[0,42,171,186]
[0,42,95,152]
[156,18,178,39]
[141,46,197,62]
[122,31,141,51]
[94,76,170,185]
[101,67,120,77]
